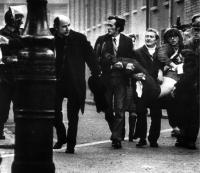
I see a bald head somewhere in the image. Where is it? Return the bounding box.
[54,15,71,36]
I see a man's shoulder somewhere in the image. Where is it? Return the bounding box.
[70,30,87,40]
[95,34,110,45]
[135,45,145,53]
[0,26,8,35]
[97,34,110,40]
[184,38,195,48]
[120,33,129,38]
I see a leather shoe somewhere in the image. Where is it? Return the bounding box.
[148,137,158,148]
[111,140,115,147]
[0,135,5,140]
[132,134,139,140]
[65,148,75,154]
[136,139,147,147]
[186,142,197,150]
[112,140,122,149]
[175,141,186,148]
[150,142,159,148]
[171,129,181,137]
[53,141,67,149]
[129,134,134,142]
[129,138,133,142]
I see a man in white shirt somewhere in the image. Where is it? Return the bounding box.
[134,28,163,147]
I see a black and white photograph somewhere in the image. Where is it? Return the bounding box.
[0,0,199,172]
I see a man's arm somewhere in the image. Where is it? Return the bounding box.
[82,35,101,76]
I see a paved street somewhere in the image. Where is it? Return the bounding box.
[0,102,199,173]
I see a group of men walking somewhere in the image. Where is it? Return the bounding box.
[52,13,199,153]
[0,7,199,154]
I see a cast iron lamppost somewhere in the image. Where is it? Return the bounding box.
[11,0,55,172]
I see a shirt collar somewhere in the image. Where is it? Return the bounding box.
[145,44,157,50]
[112,34,120,42]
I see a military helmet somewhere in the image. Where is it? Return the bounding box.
[4,8,15,26]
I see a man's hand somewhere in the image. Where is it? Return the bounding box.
[126,63,135,71]
[0,35,9,45]
[112,61,123,69]
[157,69,163,84]
[133,72,146,81]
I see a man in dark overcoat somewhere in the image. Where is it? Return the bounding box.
[134,28,162,147]
[52,15,100,153]
[94,16,134,149]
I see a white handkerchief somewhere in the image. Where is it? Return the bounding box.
[115,61,123,67]
[136,81,143,98]
[126,63,134,71]
[0,47,3,64]
[177,63,183,74]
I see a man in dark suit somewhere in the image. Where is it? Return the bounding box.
[94,16,134,149]
[52,15,100,153]
[134,28,163,147]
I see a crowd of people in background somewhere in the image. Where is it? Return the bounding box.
[0,7,199,154]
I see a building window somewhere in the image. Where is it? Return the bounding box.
[83,0,86,29]
[105,0,108,20]
[126,0,130,12]
[112,0,117,15]
[87,0,91,28]
[117,0,122,15]
[78,0,81,30]
[152,0,158,6]
[133,0,137,10]
[143,0,146,6]
[99,0,102,23]
[93,0,96,26]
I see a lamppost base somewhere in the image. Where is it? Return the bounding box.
[12,162,55,173]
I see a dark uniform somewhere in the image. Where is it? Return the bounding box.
[0,9,23,139]
[174,18,200,149]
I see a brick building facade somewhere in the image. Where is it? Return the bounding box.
[184,0,200,24]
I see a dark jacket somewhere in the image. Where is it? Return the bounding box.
[94,33,133,77]
[135,45,161,80]
[184,37,200,56]
[55,29,100,113]
[134,45,161,104]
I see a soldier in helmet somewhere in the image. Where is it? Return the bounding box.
[0,8,24,139]
[174,13,200,150]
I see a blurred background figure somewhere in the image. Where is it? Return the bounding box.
[129,34,136,50]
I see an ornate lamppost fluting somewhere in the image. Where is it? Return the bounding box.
[11,0,55,172]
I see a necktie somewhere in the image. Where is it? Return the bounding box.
[113,38,117,56]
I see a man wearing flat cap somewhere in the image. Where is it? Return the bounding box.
[52,15,101,153]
